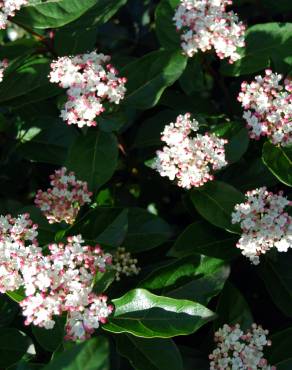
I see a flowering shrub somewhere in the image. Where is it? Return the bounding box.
[0,0,291,369]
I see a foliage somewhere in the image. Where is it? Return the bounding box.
[0,0,291,369]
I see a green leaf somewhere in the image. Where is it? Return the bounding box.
[6,288,26,303]
[266,328,292,365]
[0,57,59,104]
[179,56,206,95]
[259,254,292,318]
[262,142,292,187]
[139,256,230,305]
[168,221,239,260]
[221,23,292,76]
[275,359,292,369]
[155,0,180,50]
[54,0,127,55]
[96,209,128,248]
[121,50,187,109]
[212,122,249,164]
[42,336,110,370]
[123,208,172,252]
[104,289,216,338]
[190,181,245,234]
[215,282,253,331]
[32,317,65,352]
[14,0,99,29]
[116,334,183,370]
[18,118,78,166]
[0,328,30,368]
[0,296,18,328]
[134,109,179,148]
[66,130,118,192]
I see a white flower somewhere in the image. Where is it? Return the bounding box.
[151,113,228,189]
[238,69,292,147]
[232,187,292,264]
[174,0,245,63]
[49,52,127,127]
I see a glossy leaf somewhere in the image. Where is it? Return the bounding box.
[266,328,292,365]
[215,282,253,330]
[262,142,292,187]
[139,256,230,305]
[14,0,99,29]
[121,50,187,109]
[190,181,245,233]
[0,328,30,368]
[259,254,292,318]
[116,335,183,370]
[104,289,216,337]
[123,208,172,252]
[169,220,239,260]
[221,23,292,76]
[32,317,65,352]
[155,0,180,50]
[42,336,110,370]
[66,130,118,191]
[96,209,128,247]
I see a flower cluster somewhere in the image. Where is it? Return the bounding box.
[0,59,8,82]
[0,215,113,341]
[112,247,140,281]
[49,52,127,127]
[151,113,228,189]
[35,167,92,224]
[173,0,245,63]
[0,0,27,29]
[232,187,292,265]
[209,323,276,369]
[238,69,292,147]
[20,235,113,340]
[0,214,40,293]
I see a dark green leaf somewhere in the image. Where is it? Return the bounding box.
[168,221,239,260]
[96,209,128,247]
[259,254,292,318]
[0,328,30,368]
[155,0,180,50]
[215,282,253,330]
[179,56,206,95]
[266,328,292,365]
[116,334,183,370]
[121,50,187,109]
[66,130,118,191]
[14,0,99,29]
[123,208,172,252]
[190,181,245,233]
[275,359,292,369]
[221,23,292,76]
[104,289,216,337]
[42,336,110,370]
[139,256,230,305]
[32,317,65,352]
[262,142,292,187]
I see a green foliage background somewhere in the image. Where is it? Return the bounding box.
[0,0,291,369]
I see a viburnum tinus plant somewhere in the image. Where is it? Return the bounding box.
[0,0,291,369]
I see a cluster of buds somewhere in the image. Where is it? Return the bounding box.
[20,235,113,340]
[0,215,113,341]
[0,59,8,82]
[49,51,127,127]
[0,214,40,293]
[0,0,27,29]
[151,113,228,189]
[238,69,292,147]
[209,324,276,369]
[112,247,140,281]
[232,187,292,265]
[173,0,245,63]
[35,167,92,224]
